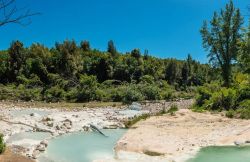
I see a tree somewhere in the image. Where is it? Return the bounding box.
[107,40,117,57]
[186,54,192,76]
[0,0,40,27]
[55,40,82,78]
[8,40,25,81]
[238,19,250,73]
[181,62,188,87]
[80,40,90,51]
[131,48,141,59]
[165,60,178,85]
[200,0,243,87]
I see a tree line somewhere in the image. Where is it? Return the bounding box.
[0,39,213,103]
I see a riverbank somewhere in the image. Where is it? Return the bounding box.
[0,99,193,161]
[114,109,250,162]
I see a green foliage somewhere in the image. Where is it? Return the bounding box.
[76,74,98,102]
[167,104,178,115]
[0,134,5,154]
[124,113,150,128]
[43,86,66,102]
[140,84,161,100]
[122,85,144,104]
[194,74,250,119]
[226,109,235,118]
[200,0,243,87]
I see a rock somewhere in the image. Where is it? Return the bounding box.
[83,125,90,131]
[42,117,53,122]
[47,121,53,127]
[245,140,250,144]
[32,150,40,159]
[234,141,244,146]
[40,140,48,147]
[129,102,142,111]
[63,119,72,125]
[103,124,118,129]
[36,144,46,152]
[56,125,60,130]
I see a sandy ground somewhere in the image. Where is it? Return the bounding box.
[0,147,34,162]
[113,109,250,162]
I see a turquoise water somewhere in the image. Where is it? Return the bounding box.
[38,129,127,162]
[187,146,250,162]
[7,132,51,143]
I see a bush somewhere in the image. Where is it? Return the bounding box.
[167,104,178,115]
[196,86,212,106]
[226,109,235,118]
[0,134,6,154]
[124,113,150,128]
[209,88,237,111]
[94,89,110,101]
[141,84,161,100]
[76,75,98,102]
[43,86,66,102]
[237,86,250,102]
[236,100,250,119]
[122,87,144,104]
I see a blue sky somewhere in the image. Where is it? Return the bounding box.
[0,0,249,63]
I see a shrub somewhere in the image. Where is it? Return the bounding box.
[94,89,110,101]
[76,75,98,102]
[122,87,144,104]
[195,86,212,106]
[0,134,6,154]
[237,86,250,103]
[17,84,42,101]
[43,86,66,102]
[226,109,235,118]
[167,104,178,115]
[124,113,150,128]
[236,100,250,119]
[141,84,161,100]
[209,88,237,111]
[161,90,173,100]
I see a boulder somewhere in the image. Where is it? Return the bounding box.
[129,102,142,111]
[40,140,48,147]
[83,125,90,131]
[32,150,40,159]
[36,144,45,152]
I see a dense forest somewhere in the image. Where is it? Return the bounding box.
[0,1,249,117]
[0,39,213,103]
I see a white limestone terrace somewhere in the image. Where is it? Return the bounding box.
[0,99,193,161]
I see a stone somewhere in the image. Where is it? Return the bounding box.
[32,150,40,159]
[47,121,53,127]
[234,141,244,146]
[245,140,250,144]
[40,140,48,147]
[129,102,142,111]
[36,144,45,152]
[83,125,90,131]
